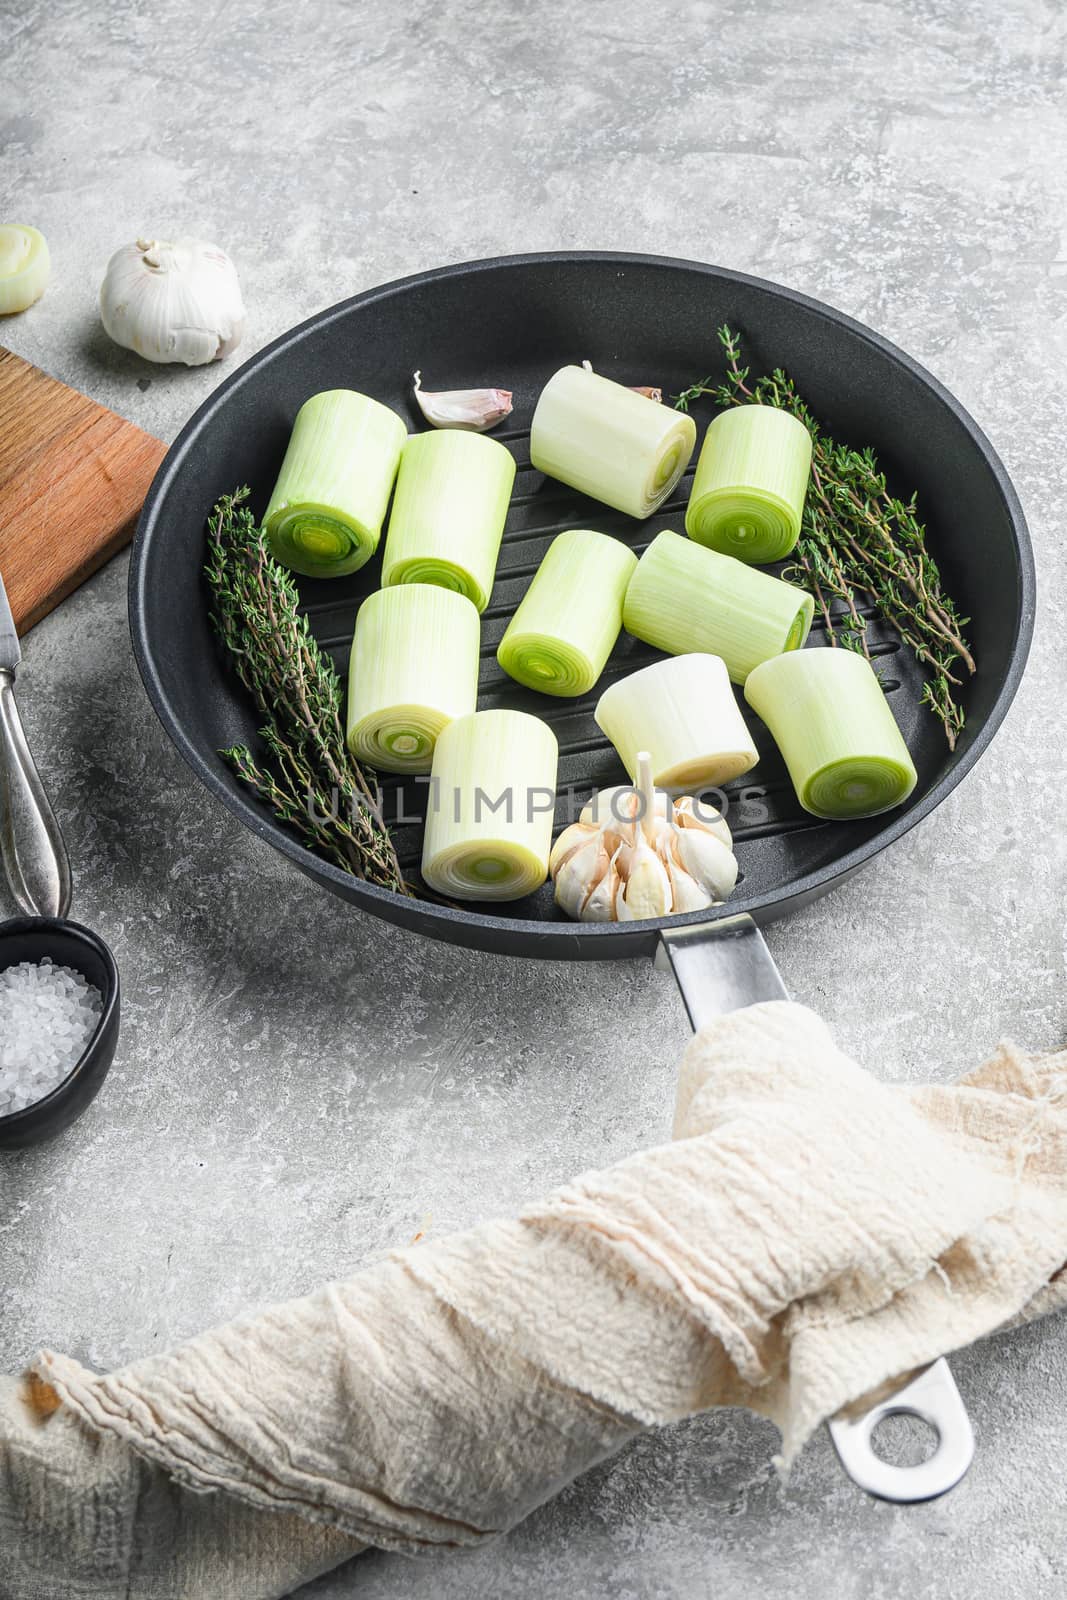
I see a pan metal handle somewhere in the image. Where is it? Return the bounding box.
[655,913,975,1502]
[826,1356,973,1501]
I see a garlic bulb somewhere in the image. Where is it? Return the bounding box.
[549,755,739,923]
[99,237,245,366]
[413,371,513,431]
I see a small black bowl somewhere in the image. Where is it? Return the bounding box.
[0,917,120,1150]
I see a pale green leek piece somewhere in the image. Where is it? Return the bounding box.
[0,225,50,314]
[623,530,814,684]
[530,365,697,519]
[685,403,812,564]
[421,710,559,901]
[264,389,407,578]
[382,429,516,612]
[497,529,638,697]
[347,585,480,774]
[744,647,917,818]
[595,653,758,792]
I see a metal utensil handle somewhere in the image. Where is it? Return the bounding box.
[0,669,72,919]
[656,913,975,1502]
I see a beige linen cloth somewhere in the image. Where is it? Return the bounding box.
[3,1001,1067,1600]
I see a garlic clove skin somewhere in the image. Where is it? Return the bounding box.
[553,836,606,919]
[548,821,596,877]
[617,839,673,920]
[99,236,245,366]
[413,371,513,432]
[675,794,733,848]
[583,850,622,921]
[667,859,715,912]
[673,826,738,903]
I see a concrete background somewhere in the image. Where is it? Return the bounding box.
[2,0,1066,1594]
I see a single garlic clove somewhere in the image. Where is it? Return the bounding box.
[553,836,606,919]
[413,371,513,432]
[617,840,673,920]
[583,851,622,921]
[673,826,738,903]
[549,821,596,877]
[675,794,733,848]
[649,814,675,852]
[667,859,715,912]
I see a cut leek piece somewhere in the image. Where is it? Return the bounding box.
[421,710,559,901]
[382,430,515,612]
[623,530,813,684]
[497,529,637,697]
[744,647,917,818]
[530,365,696,519]
[347,585,480,774]
[264,390,407,578]
[595,653,758,792]
[0,225,50,314]
[685,404,812,564]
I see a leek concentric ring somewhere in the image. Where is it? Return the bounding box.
[497,634,594,698]
[785,603,813,652]
[349,706,449,774]
[266,507,371,578]
[686,487,799,564]
[387,556,486,609]
[638,426,692,515]
[421,840,549,902]
[803,757,917,819]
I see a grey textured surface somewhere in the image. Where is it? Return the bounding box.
[1,0,1066,1595]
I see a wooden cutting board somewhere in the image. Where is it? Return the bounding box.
[0,346,167,634]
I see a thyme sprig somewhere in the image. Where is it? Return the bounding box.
[676,328,974,749]
[205,488,408,893]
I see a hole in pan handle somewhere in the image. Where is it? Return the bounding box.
[654,914,976,1502]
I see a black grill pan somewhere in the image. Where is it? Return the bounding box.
[129,252,1033,960]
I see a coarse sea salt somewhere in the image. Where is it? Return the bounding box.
[0,958,103,1118]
